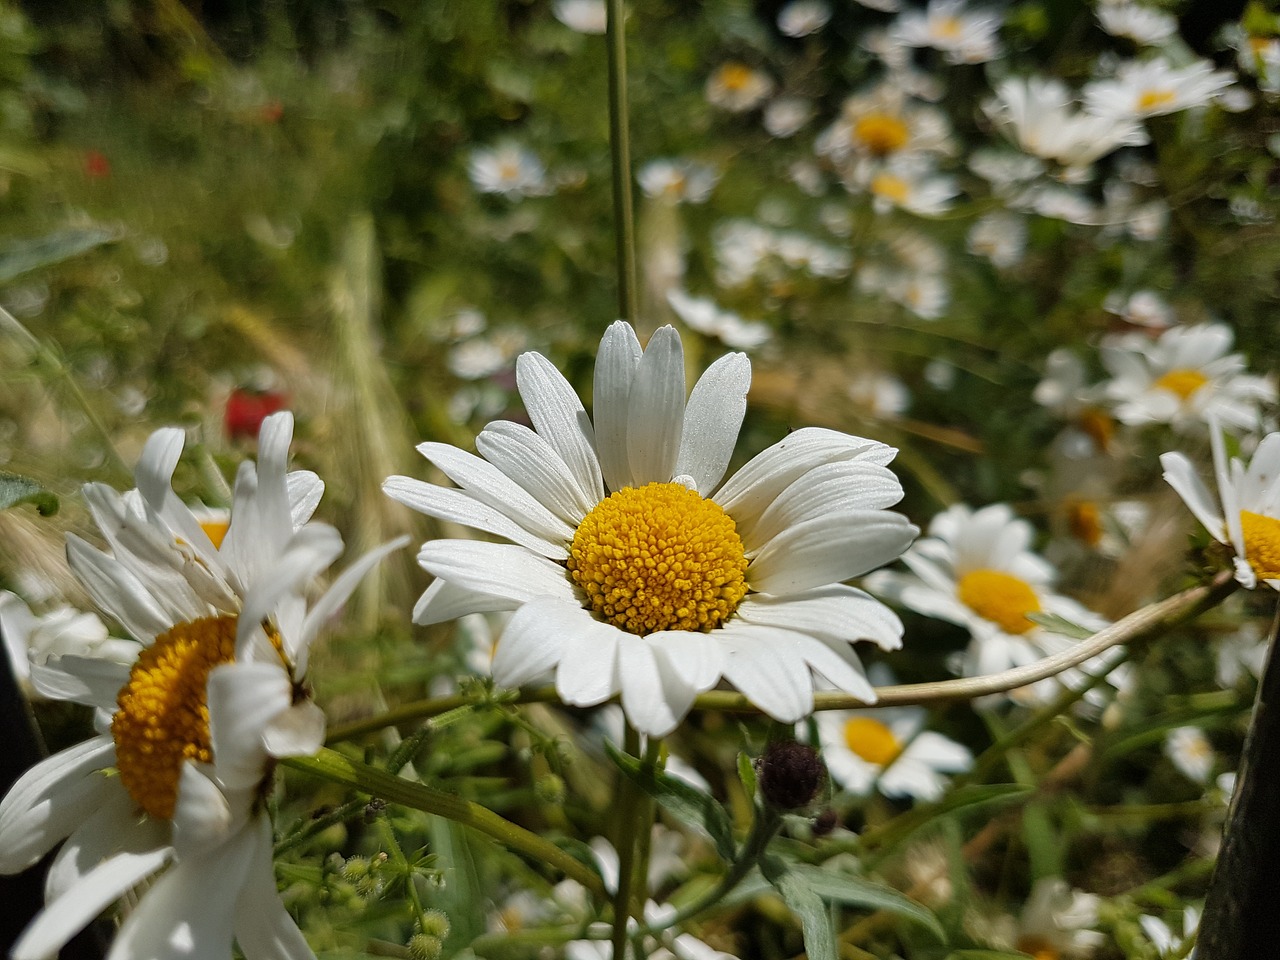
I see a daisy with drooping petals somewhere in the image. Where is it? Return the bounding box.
[811,694,971,801]
[889,0,1002,64]
[1100,322,1275,433]
[1083,56,1235,122]
[1162,421,1280,589]
[0,413,404,960]
[385,322,918,737]
[864,504,1113,706]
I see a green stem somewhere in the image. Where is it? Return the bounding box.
[378,818,430,932]
[612,723,643,960]
[606,0,638,324]
[282,748,606,901]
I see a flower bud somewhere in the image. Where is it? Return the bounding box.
[756,739,827,810]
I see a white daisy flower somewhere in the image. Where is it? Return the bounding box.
[637,159,720,204]
[468,143,548,198]
[1015,877,1105,958]
[889,0,1002,64]
[860,160,959,216]
[1097,4,1178,45]
[0,592,128,695]
[705,63,775,112]
[986,75,1149,174]
[666,289,771,351]
[553,0,607,34]
[762,97,815,138]
[1140,906,1200,958]
[1161,421,1280,589]
[967,211,1027,268]
[1103,289,1174,330]
[1100,322,1276,433]
[0,413,404,960]
[1083,56,1235,122]
[864,504,1113,706]
[815,84,953,166]
[1165,726,1214,783]
[385,322,918,736]
[812,702,971,801]
[777,0,832,38]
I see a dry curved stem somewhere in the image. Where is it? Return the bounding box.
[326,570,1237,743]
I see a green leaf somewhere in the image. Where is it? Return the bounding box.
[761,859,836,960]
[737,751,757,797]
[604,739,736,860]
[1025,612,1093,640]
[0,471,58,516]
[0,227,118,284]
[787,864,945,940]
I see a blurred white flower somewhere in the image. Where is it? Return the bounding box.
[1103,289,1173,330]
[1015,877,1105,958]
[777,0,831,37]
[1165,726,1214,783]
[0,592,127,696]
[763,97,815,138]
[859,159,959,216]
[468,143,548,198]
[705,63,774,112]
[1139,906,1200,958]
[638,158,720,204]
[967,211,1027,268]
[553,0,607,34]
[816,84,954,165]
[1097,4,1177,45]
[1084,57,1235,121]
[666,289,771,350]
[849,371,910,420]
[890,0,1002,64]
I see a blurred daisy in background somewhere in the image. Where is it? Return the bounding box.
[1084,57,1235,122]
[1013,878,1105,959]
[1097,3,1178,46]
[889,0,1003,64]
[1101,322,1275,433]
[1140,906,1201,958]
[0,413,403,960]
[1165,726,1214,784]
[666,289,772,350]
[705,62,774,112]
[0,592,123,698]
[1102,289,1174,330]
[468,143,549,198]
[762,97,815,138]
[1162,422,1280,589]
[816,83,953,168]
[552,0,607,34]
[967,210,1027,268]
[777,0,831,38]
[637,158,720,204]
[386,321,917,736]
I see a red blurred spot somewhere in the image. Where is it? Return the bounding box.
[84,150,111,179]
[225,388,289,441]
[260,100,284,124]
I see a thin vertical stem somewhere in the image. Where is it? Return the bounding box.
[611,723,643,960]
[606,0,639,325]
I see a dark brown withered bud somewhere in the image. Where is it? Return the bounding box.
[811,808,839,837]
[756,739,827,810]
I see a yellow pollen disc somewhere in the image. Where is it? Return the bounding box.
[567,482,748,636]
[1066,499,1103,548]
[853,112,910,156]
[955,569,1042,635]
[199,518,230,550]
[1137,87,1177,112]
[112,615,240,820]
[870,173,911,204]
[1014,936,1059,960]
[933,15,963,39]
[843,717,902,766]
[719,63,754,92]
[1153,368,1209,401]
[1242,510,1280,580]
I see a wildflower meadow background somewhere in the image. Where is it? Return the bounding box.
[2,1,1280,958]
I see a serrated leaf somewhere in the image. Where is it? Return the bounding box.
[761,859,836,960]
[1025,612,1093,640]
[0,472,59,516]
[787,864,945,940]
[0,227,118,284]
[737,751,757,797]
[604,739,736,860]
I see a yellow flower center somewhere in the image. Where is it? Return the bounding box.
[200,518,230,549]
[1153,368,1209,401]
[1077,406,1115,453]
[1242,510,1280,581]
[853,112,911,156]
[933,15,963,39]
[567,482,748,636]
[1014,936,1059,960]
[1137,87,1177,112]
[112,615,239,820]
[955,569,1042,635]
[870,173,911,205]
[1066,498,1103,548]
[719,63,755,92]
[843,717,902,766]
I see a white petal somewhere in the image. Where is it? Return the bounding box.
[107,824,258,960]
[286,471,324,528]
[491,598,581,687]
[417,540,574,605]
[593,320,643,493]
[232,817,316,960]
[0,736,116,873]
[714,428,897,538]
[555,624,622,706]
[171,763,235,859]
[1161,451,1227,542]
[383,476,567,559]
[476,421,595,522]
[65,535,171,645]
[618,640,682,737]
[416,441,575,543]
[626,326,686,486]
[12,846,173,960]
[516,351,604,503]
[644,629,726,691]
[235,525,344,660]
[674,351,750,495]
[905,731,973,773]
[746,460,905,548]
[737,585,904,651]
[719,627,815,722]
[207,662,289,793]
[29,654,133,710]
[45,791,166,903]
[412,578,522,626]
[252,412,297,552]
[263,701,327,758]
[749,511,918,594]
